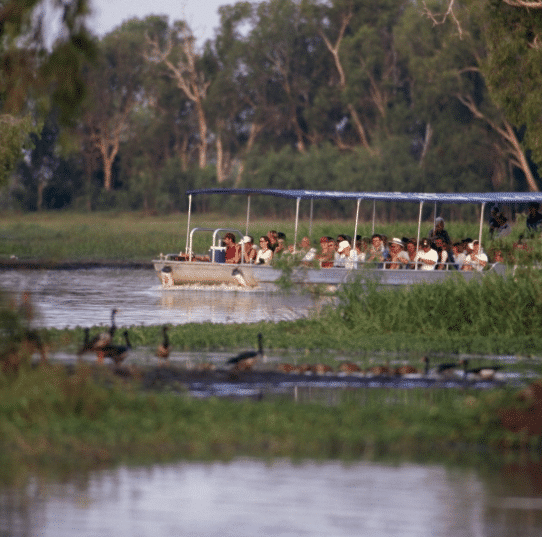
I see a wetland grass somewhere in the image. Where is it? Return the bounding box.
[0,360,530,486]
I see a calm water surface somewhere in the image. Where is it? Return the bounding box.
[2,459,542,537]
[0,268,327,328]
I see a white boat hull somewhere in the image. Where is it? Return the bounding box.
[153,259,506,289]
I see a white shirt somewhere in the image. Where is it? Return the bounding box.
[255,248,273,265]
[334,250,358,269]
[463,251,488,272]
[414,248,438,270]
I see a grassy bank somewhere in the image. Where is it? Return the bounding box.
[0,362,533,486]
[0,210,531,262]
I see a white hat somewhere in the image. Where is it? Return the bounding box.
[390,237,404,247]
[337,240,350,253]
[242,236,252,244]
[468,242,475,249]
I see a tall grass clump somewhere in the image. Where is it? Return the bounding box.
[331,270,542,344]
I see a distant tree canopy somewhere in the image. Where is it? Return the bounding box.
[0,0,95,190]
[2,0,542,212]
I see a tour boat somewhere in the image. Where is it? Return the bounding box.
[152,189,541,289]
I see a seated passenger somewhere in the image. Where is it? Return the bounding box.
[318,236,335,267]
[300,236,317,262]
[434,237,455,270]
[256,236,273,264]
[223,232,242,264]
[386,238,409,269]
[404,239,418,269]
[366,234,389,266]
[274,232,287,255]
[461,240,487,271]
[414,238,437,270]
[452,242,466,269]
[267,229,278,251]
[334,240,358,269]
[242,235,258,264]
[493,212,512,238]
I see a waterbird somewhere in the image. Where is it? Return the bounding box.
[90,308,118,361]
[226,333,264,371]
[156,325,170,359]
[99,330,132,365]
[421,356,461,377]
[338,362,362,374]
[460,359,503,380]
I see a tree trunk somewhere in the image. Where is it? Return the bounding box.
[216,133,224,183]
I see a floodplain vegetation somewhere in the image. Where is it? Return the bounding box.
[2,212,542,484]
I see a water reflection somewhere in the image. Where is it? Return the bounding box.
[2,459,542,537]
[0,268,327,328]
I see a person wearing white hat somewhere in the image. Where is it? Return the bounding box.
[241,235,257,264]
[461,240,487,272]
[334,240,358,269]
[386,238,409,269]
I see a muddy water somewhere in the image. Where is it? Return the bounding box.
[2,459,542,537]
[0,268,328,328]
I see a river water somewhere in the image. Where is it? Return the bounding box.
[2,268,541,536]
[2,459,542,537]
[0,268,327,329]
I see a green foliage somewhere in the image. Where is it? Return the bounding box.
[0,114,36,188]
[480,1,542,168]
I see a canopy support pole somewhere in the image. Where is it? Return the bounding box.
[478,202,485,250]
[293,197,301,254]
[372,200,376,235]
[186,193,192,261]
[415,201,424,270]
[245,195,251,236]
[353,198,361,250]
[309,198,314,239]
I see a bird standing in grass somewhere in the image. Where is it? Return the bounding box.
[226,333,264,371]
[89,309,118,362]
[156,325,170,359]
[99,330,132,365]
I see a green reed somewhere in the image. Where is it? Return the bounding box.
[0,211,530,262]
[0,361,527,485]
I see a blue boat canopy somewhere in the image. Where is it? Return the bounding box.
[186,188,542,205]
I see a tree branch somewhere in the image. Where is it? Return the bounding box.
[422,0,463,38]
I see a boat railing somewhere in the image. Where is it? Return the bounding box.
[188,227,244,263]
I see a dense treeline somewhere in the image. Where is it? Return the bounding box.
[1,0,541,216]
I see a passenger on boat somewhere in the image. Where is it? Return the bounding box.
[355,236,367,263]
[267,230,278,251]
[274,232,287,255]
[224,232,242,264]
[414,238,437,270]
[385,237,409,269]
[452,242,466,269]
[404,238,418,269]
[489,206,500,239]
[241,235,258,264]
[334,240,358,269]
[461,240,487,271]
[300,236,318,263]
[366,234,389,267]
[493,212,512,238]
[527,203,542,236]
[256,236,273,264]
[318,237,335,268]
[434,237,455,270]
[428,217,451,245]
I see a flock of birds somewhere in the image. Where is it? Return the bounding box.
[75,309,504,381]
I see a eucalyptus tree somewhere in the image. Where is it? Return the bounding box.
[78,19,155,192]
[145,17,211,169]
[418,0,540,191]
[481,1,542,184]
